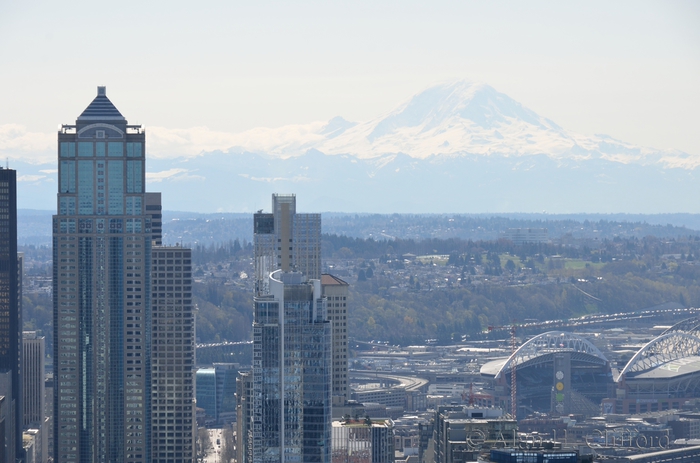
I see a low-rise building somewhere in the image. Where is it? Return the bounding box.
[332,418,395,463]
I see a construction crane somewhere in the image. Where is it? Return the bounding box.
[488,324,518,420]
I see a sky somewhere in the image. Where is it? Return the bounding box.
[0,1,699,163]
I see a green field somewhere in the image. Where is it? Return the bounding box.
[416,254,450,265]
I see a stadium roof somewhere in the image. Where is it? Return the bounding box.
[618,332,700,380]
[480,331,608,379]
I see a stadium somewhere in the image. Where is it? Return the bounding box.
[480,331,612,418]
[604,317,700,415]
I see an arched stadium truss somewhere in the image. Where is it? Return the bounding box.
[618,332,700,377]
[493,331,608,380]
[662,316,700,337]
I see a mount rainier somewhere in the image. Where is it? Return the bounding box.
[12,81,700,213]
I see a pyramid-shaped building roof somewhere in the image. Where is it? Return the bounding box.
[77,86,125,122]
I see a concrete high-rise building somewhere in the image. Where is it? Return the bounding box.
[53,87,161,463]
[251,270,332,463]
[150,247,196,463]
[22,332,45,430]
[321,274,350,407]
[0,168,21,461]
[23,331,47,463]
[253,194,321,294]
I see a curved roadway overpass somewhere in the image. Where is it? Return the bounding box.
[349,370,429,392]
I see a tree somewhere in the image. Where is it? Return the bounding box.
[198,427,211,455]
[505,259,516,273]
[358,269,367,282]
[220,426,235,463]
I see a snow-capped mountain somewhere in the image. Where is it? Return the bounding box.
[192,80,693,169]
[8,80,700,213]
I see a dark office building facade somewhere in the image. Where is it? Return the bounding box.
[0,168,20,462]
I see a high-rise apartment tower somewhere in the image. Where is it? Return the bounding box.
[321,275,350,406]
[53,87,161,463]
[22,332,45,430]
[150,247,196,462]
[23,331,47,463]
[253,194,321,294]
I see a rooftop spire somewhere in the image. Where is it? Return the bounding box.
[77,86,126,122]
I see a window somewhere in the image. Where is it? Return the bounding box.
[108,160,123,214]
[60,161,76,193]
[60,142,76,158]
[77,161,94,214]
[126,161,143,193]
[96,142,106,157]
[78,142,93,157]
[126,142,142,157]
[108,142,123,157]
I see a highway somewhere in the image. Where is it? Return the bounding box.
[349,370,429,392]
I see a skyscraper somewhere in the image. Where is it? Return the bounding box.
[321,275,350,406]
[150,247,195,463]
[22,332,45,430]
[253,194,321,295]
[54,87,160,463]
[23,331,47,462]
[0,167,21,461]
[247,194,336,462]
[251,270,331,463]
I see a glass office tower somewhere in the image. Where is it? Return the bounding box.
[251,270,331,463]
[54,87,160,463]
[0,168,20,462]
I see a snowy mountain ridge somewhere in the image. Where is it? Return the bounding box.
[151,80,693,169]
[6,80,700,213]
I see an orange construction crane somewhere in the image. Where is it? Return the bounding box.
[488,324,518,419]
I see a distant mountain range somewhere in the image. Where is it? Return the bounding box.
[11,80,700,213]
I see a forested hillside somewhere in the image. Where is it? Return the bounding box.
[20,223,700,348]
[186,233,700,345]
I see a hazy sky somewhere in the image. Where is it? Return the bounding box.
[1,1,699,160]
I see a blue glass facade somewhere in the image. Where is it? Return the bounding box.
[251,271,331,463]
[196,369,217,421]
